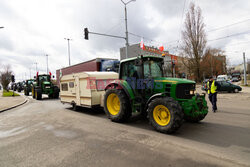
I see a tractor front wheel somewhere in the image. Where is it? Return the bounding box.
[147,97,184,134]
[32,88,35,99]
[104,88,131,122]
[35,90,42,100]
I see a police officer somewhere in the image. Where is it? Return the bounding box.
[207,76,220,112]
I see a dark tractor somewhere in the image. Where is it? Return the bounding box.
[24,79,34,96]
[16,82,24,92]
[32,74,60,100]
[104,55,208,134]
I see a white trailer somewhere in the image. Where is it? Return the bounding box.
[60,72,118,109]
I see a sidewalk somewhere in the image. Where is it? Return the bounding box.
[0,90,27,112]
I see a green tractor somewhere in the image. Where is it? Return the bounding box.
[104,55,208,134]
[32,73,60,100]
[24,79,34,96]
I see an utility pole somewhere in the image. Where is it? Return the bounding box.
[64,38,72,66]
[121,0,136,59]
[45,54,49,74]
[29,68,31,79]
[243,52,247,85]
[210,55,213,76]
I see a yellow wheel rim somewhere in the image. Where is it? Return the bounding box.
[107,93,120,116]
[153,105,171,126]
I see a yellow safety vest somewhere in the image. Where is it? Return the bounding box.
[207,81,217,94]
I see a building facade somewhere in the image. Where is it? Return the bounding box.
[120,44,178,77]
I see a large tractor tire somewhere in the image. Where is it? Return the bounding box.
[35,90,42,100]
[53,92,59,99]
[104,88,132,122]
[184,113,207,123]
[32,87,35,99]
[147,97,184,134]
[24,88,29,96]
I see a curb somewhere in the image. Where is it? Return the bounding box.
[0,97,29,113]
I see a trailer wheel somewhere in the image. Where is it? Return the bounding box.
[71,102,78,111]
[147,97,184,134]
[104,88,131,122]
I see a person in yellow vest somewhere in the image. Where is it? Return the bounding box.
[207,76,220,112]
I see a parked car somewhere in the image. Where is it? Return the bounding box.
[202,80,242,93]
[201,79,209,91]
[217,81,242,93]
[216,75,229,81]
[231,77,239,82]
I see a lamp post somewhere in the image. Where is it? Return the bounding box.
[64,38,72,66]
[121,0,136,59]
[45,54,49,74]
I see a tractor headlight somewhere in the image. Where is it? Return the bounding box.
[190,90,196,95]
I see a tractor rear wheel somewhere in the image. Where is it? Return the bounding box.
[53,92,59,99]
[104,88,131,122]
[147,97,184,134]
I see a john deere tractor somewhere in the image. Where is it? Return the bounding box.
[32,74,59,100]
[24,79,34,96]
[104,55,208,134]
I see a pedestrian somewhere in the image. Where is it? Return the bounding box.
[207,76,220,112]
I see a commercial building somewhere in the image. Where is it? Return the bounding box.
[120,44,178,77]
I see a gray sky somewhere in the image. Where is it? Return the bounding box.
[0,0,250,81]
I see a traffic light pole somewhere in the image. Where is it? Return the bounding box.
[88,31,126,40]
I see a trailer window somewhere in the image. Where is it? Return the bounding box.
[69,82,74,88]
[61,83,68,91]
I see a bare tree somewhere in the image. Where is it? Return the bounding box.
[181,2,207,82]
[0,64,13,91]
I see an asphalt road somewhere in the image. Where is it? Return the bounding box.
[0,88,250,167]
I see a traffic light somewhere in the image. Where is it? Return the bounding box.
[11,75,15,82]
[84,28,89,40]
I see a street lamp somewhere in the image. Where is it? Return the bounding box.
[64,38,72,66]
[45,54,49,74]
[121,0,136,59]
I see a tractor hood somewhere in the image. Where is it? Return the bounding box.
[154,77,195,84]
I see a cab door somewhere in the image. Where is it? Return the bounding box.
[75,76,80,105]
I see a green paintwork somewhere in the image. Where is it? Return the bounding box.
[33,74,59,98]
[107,55,208,119]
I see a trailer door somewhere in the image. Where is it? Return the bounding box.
[75,76,81,105]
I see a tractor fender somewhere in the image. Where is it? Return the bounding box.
[105,81,135,101]
[145,93,170,110]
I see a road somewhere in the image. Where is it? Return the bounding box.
[0,87,250,167]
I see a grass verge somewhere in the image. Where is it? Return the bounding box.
[2,90,20,97]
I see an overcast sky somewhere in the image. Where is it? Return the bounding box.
[0,0,250,81]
